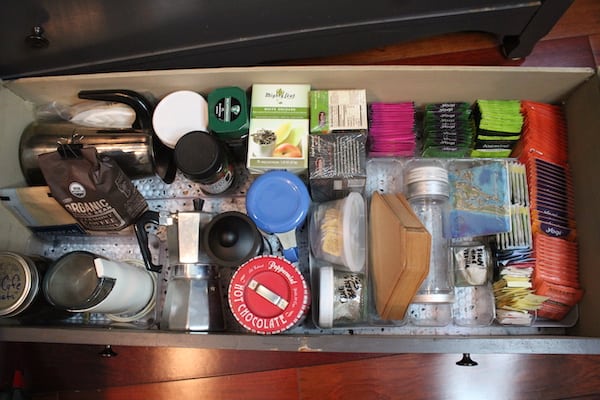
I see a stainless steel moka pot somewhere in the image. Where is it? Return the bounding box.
[136,209,225,331]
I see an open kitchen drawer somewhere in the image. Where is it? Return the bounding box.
[0,66,599,354]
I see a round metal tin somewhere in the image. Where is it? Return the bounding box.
[0,252,40,318]
[228,255,310,334]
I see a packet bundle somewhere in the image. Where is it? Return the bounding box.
[532,235,583,320]
[367,102,416,157]
[470,100,524,158]
[526,157,577,240]
[496,162,532,250]
[448,161,511,238]
[421,102,474,157]
[514,100,582,321]
[513,101,569,165]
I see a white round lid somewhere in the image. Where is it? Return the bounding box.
[152,90,209,148]
[341,192,366,272]
[318,266,334,328]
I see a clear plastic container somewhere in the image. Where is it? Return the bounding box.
[309,192,366,272]
[317,265,367,328]
[405,162,454,305]
[453,284,496,327]
[452,243,492,287]
[407,303,453,327]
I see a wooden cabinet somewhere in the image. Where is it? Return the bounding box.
[0,0,573,79]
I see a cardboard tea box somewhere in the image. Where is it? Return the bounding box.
[309,89,368,134]
[246,84,310,174]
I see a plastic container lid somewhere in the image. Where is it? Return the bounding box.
[318,266,334,328]
[152,90,209,148]
[228,255,310,334]
[246,171,310,234]
[341,192,366,272]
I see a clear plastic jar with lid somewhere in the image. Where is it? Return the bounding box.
[404,161,454,325]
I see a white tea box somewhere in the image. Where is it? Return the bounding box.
[247,84,310,174]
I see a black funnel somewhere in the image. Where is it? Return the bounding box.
[203,211,263,267]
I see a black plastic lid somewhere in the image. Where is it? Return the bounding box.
[174,131,223,181]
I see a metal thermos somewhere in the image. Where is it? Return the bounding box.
[43,251,155,315]
[19,89,176,185]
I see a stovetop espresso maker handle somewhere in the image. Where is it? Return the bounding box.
[134,210,163,273]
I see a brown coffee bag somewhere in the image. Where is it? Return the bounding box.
[38,147,147,231]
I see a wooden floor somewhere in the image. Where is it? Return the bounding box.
[2,1,600,399]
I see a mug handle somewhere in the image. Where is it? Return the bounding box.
[282,247,299,263]
[276,230,299,263]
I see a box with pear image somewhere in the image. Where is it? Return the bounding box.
[246,84,310,174]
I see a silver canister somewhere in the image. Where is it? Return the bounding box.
[160,264,224,331]
[0,251,67,321]
[19,89,177,185]
[0,252,41,319]
[20,122,156,185]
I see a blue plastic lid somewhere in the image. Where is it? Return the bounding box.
[246,171,310,234]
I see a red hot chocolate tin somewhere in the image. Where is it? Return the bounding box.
[228,255,310,334]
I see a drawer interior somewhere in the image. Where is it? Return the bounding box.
[0,66,598,349]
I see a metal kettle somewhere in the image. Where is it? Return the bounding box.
[19,89,177,185]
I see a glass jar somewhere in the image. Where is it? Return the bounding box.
[174,131,236,195]
[405,162,454,307]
